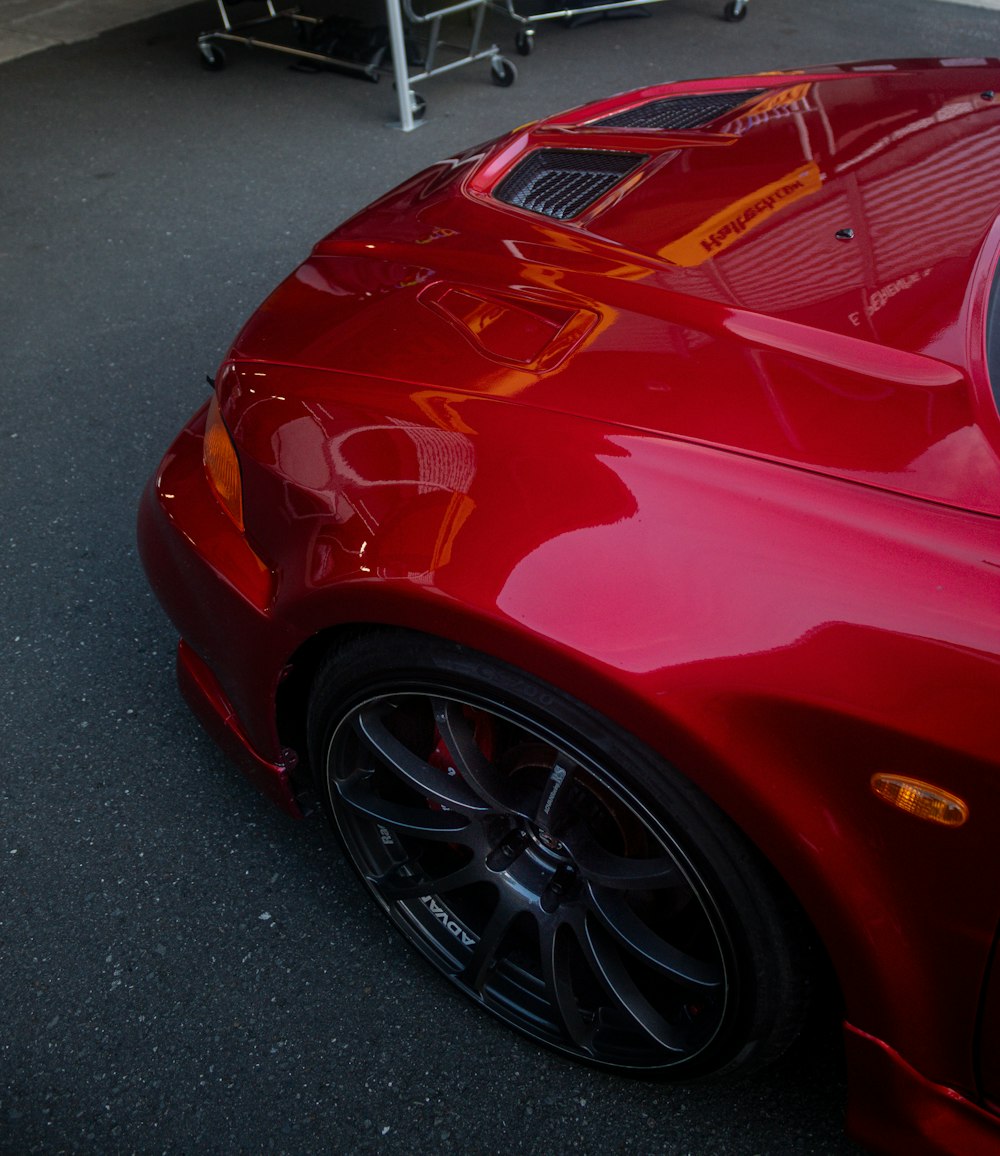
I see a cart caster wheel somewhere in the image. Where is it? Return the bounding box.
[515,29,533,55]
[722,1,747,20]
[392,85,427,121]
[491,57,517,87]
[199,43,227,70]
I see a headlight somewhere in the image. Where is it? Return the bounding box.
[203,394,244,531]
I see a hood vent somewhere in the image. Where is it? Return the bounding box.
[494,149,646,220]
[594,89,766,130]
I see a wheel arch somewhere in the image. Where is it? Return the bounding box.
[274,606,844,995]
[300,622,827,1076]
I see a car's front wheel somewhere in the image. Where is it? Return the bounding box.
[308,630,812,1076]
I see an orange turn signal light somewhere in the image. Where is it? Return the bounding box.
[203,394,244,531]
[870,774,968,827]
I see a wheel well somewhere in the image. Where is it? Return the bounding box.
[276,623,385,792]
[277,622,843,1042]
[305,626,841,1075]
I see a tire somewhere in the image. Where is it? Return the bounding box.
[490,57,517,88]
[199,43,227,71]
[308,630,811,1077]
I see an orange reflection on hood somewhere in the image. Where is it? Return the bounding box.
[659,161,823,267]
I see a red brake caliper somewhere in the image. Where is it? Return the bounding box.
[426,707,496,807]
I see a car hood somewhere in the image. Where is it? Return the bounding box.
[231,59,1000,516]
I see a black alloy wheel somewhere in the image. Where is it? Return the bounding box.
[309,632,810,1076]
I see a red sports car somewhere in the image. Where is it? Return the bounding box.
[139,59,1000,1153]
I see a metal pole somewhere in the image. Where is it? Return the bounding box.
[386,0,415,131]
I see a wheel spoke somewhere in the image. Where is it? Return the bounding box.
[457,896,519,993]
[564,832,683,891]
[336,771,476,843]
[586,885,722,989]
[579,918,688,1053]
[431,699,529,817]
[355,704,490,816]
[372,859,484,900]
[538,916,590,1048]
[533,757,577,836]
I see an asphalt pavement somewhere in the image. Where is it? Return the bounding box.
[3,1,1000,1151]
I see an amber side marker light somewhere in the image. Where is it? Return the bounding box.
[203,394,244,531]
[870,774,968,827]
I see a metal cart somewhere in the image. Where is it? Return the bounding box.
[197,0,516,130]
[396,0,516,119]
[496,0,748,56]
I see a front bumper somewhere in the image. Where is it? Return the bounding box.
[136,403,303,817]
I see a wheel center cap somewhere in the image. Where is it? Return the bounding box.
[536,829,564,852]
[525,822,571,864]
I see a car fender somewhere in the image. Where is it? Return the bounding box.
[227,364,1000,1091]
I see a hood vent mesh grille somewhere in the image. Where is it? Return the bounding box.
[494,149,646,220]
[595,89,766,130]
